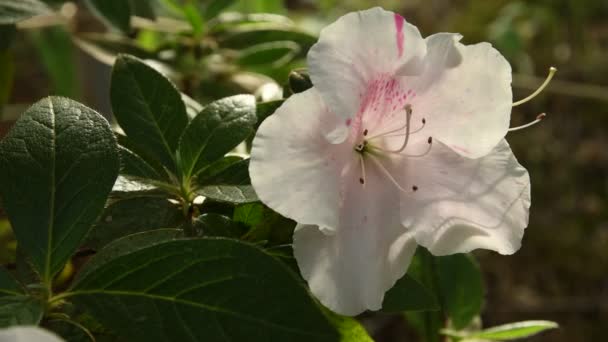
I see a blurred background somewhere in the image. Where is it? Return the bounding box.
[1,0,607,341]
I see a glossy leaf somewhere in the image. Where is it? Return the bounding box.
[110,175,169,200]
[85,0,132,33]
[111,55,188,172]
[178,95,256,180]
[255,100,283,127]
[0,266,22,297]
[71,237,338,342]
[196,155,243,184]
[195,159,258,204]
[382,275,440,313]
[0,296,44,327]
[119,146,163,181]
[0,97,119,283]
[437,254,484,329]
[218,25,316,51]
[0,0,51,25]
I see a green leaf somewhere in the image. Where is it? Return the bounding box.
[441,321,559,341]
[0,0,51,25]
[218,25,316,51]
[437,254,484,329]
[323,309,373,342]
[288,69,312,94]
[232,0,286,14]
[382,275,440,313]
[237,41,300,66]
[181,2,204,36]
[178,95,256,180]
[0,97,120,283]
[85,0,132,33]
[110,175,169,200]
[0,266,22,297]
[85,197,183,250]
[70,237,339,342]
[193,213,247,238]
[196,155,243,184]
[0,296,44,327]
[0,27,15,115]
[119,146,163,181]
[235,202,295,245]
[195,159,258,204]
[470,320,558,340]
[111,55,188,173]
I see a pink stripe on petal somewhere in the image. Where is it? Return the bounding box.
[394,14,405,58]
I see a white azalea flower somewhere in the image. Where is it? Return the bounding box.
[250,7,535,315]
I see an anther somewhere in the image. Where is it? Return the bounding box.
[422,118,426,124]
[363,129,368,136]
[427,136,432,144]
[359,178,365,184]
[368,154,418,194]
[513,67,557,107]
[509,113,547,132]
[412,185,418,192]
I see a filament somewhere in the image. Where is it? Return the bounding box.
[358,153,367,186]
[509,113,546,132]
[512,67,557,107]
[367,154,417,194]
[366,104,413,140]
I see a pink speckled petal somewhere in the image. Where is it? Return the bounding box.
[293,158,417,316]
[399,139,530,255]
[249,88,351,231]
[308,7,426,139]
[406,33,513,158]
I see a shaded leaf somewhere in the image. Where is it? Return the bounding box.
[437,254,484,329]
[119,146,163,181]
[193,213,247,238]
[0,97,119,283]
[323,308,373,342]
[129,0,156,20]
[441,321,559,341]
[195,159,257,204]
[86,197,183,250]
[382,275,440,313]
[111,55,188,173]
[0,326,64,341]
[237,41,300,66]
[71,237,339,342]
[0,296,44,327]
[0,266,22,297]
[255,100,283,127]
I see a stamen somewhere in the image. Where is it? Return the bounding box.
[509,113,546,132]
[378,118,426,138]
[367,154,417,194]
[512,67,557,107]
[387,105,413,153]
[363,129,368,136]
[358,154,367,186]
[370,135,433,157]
[366,104,413,140]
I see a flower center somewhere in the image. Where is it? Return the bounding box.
[354,103,432,192]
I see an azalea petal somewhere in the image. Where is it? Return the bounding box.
[249,88,350,231]
[293,160,417,315]
[407,33,512,158]
[308,7,426,130]
[399,139,530,255]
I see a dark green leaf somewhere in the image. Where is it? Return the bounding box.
[382,275,439,313]
[237,41,300,66]
[196,155,243,184]
[0,97,120,283]
[178,95,256,180]
[195,159,257,204]
[0,296,44,327]
[231,0,286,14]
[235,202,295,245]
[110,176,169,200]
[85,0,132,33]
[0,0,51,25]
[437,254,484,329]
[71,237,338,342]
[288,69,312,94]
[86,197,183,250]
[446,320,559,341]
[111,55,188,172]
[119,146,163,181]
[198,158,250,185]
[181,2,204,36]
[193,213,247,238]
[0,266,22,297]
